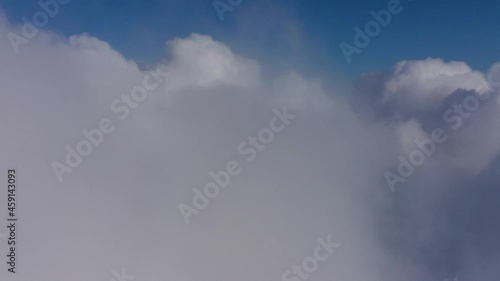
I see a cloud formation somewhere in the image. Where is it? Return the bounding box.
[1,10,500,281]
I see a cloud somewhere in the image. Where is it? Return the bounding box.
[1,12,500,281]
[354,58,500,174]
[163,33,261,89]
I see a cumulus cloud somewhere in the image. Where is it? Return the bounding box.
[354,58,500,173]
[163,33,261,90]
[1,11,500,281]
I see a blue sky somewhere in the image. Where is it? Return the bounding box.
[1,0,498,77]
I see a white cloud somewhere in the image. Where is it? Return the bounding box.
[1,13,500,281]
[163,33,261,90]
